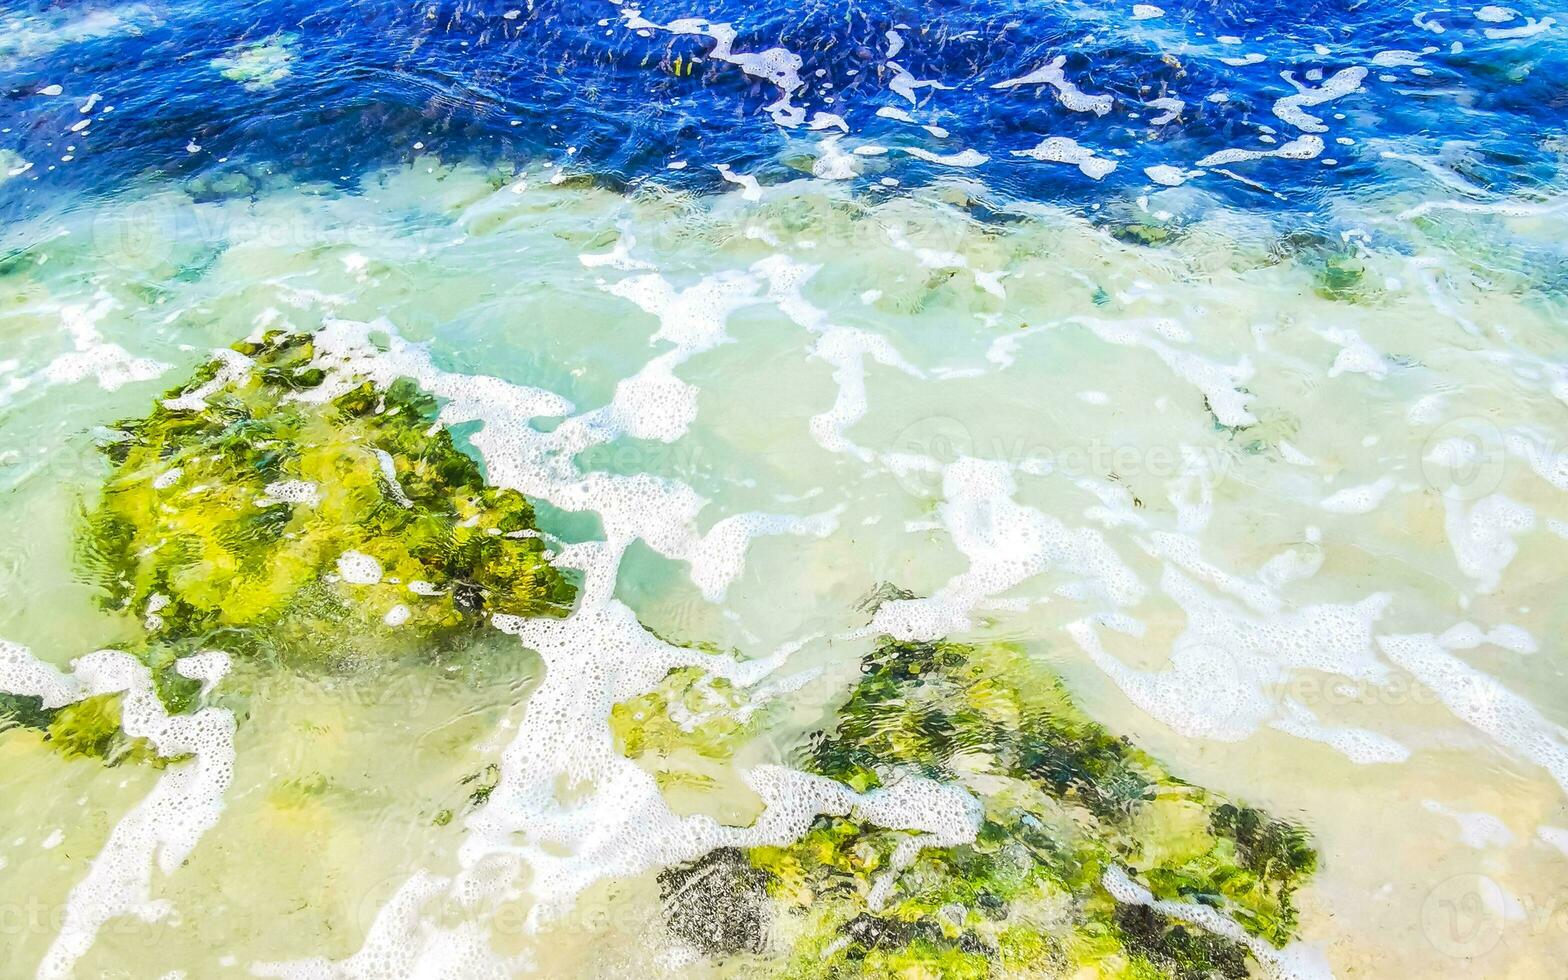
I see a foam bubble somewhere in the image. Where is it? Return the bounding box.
[1320,476,1398,515]
[337,550,384,585]
[1197,134,1325,167]
[1441,492,1534,593]
[37,293,167,393]
[1422,800,1515,848]
[1273,67,1367,133]
[1483,15,1554,38]
[162,347,252,412]
[871,456,1144,642]
[1064,315,1256,426]
[260,480,320,507]
[903,146,989,168]
[1011,136,1118,179]
[991,56,1114,116]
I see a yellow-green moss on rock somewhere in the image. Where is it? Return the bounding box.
[0,691,164,767]
[659,637,1317,979]
[81,330,575,670]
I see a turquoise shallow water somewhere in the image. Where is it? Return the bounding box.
[3,4,1568,979]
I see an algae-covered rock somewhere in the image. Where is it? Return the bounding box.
[8,329,572,769]
[211,35,297,91]
[81,330,575,670]
[0,691,163,766]
[1270,230,1378,303]
[1111,220,1180,248]
[663,637,1316,978]
[613,661,780,822]
[0,639,205,767]
[612,665,756,764]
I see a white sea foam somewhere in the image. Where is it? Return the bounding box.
[713,163,763,201]
[885,61,951,105]
[1146,96,1185,125]
[336,550,384,585]
[38,293,168,393]
[1538,826,1568,856]
[162,347,252,411]
[1320,476,1398,514]
[753,253,925,459]
[260,480,320,507]
[0,641,236,980]
[870,456,1144,641]
[991,56,1114,116]
[1381,633,1568,795]
[1315,324,1387,379]
[1271,698,1410,764]
[1070,542,1394,756]
[1441,492,1534,593]
[1197,134,1325,167]
[1272,67,1367,133]
[1484,15,1554,38]
[1422,800,1515,848]
[1063,315,1256,426]
[903,146,989,168]
[1145,164,1199,186]
[1011,136,1118,179]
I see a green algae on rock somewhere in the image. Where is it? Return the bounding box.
[211,35,297,91]
[0,690,164,766]
[613,666,756,762]
[1269,231,1378,304]
[658,637,1317,979]
[610,658,789,825]
[81,330,575,671]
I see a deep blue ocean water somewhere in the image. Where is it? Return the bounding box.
[2,0,1565,223]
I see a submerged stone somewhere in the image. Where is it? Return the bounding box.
[612,665,755,764]
[655,636,1316,977]
[0,691,164,767]
[211,35,297,91]
[80,331,575,672]
[659,847,771,956]
[1269,230,1379,304]
[1110,220,1180,247]
[9,330,575,765]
